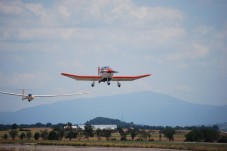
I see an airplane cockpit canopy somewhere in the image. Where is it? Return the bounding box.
[28,94,32,97]
[101,66,111,71]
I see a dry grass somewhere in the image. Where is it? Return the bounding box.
[1,129,227,151]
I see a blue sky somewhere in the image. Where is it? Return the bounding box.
[0,0,227,112]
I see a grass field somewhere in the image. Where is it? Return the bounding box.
[1,128,227,151]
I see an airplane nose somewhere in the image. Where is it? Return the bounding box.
[107,69,112,73]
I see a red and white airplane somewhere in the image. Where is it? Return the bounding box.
[61,66,151,87]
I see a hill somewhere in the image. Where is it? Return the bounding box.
[0,91,226,126]
[85,117,131,128]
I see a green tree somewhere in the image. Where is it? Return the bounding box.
[118,127,127,141]
[159,131,162,141]
[147,131,152,141]
[53,126,65,140]
[185,126,220,142]
[9,129,18,140]
[34,132,40,140]
[96,128,102,141]
[11,123,18,130]
[128,128,138,140]
[202,127,219,142]
[185,128,203,142]
[65,130,76,141]
[163,127,175,141]
[65,122,72,130]
[48,130,59,140]
[77,129,83,140]
[41,129,49,140]
[3,133,8,140]
[84,124,93,140]
[19,132,26,140]
[26,131,32,140]
[102,129,112,141]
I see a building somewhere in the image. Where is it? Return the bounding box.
[64,125,117,130]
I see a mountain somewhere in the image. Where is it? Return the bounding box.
[0,91,227,126]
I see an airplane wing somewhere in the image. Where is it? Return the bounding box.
[0,91,24,96]
[33,92,92,97]
[0,90,92,97]
[61,73,101,81]
[111,74,151,81]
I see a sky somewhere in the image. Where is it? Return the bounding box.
[0,0,227,112]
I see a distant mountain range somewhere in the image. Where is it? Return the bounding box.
[0,91,227,126]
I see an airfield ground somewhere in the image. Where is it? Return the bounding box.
[0,128,227,151]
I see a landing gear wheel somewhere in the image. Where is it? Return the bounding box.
[117,82,121,87]
[91,81,95,87]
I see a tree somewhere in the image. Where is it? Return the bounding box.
[48,130,59,140]
[58,129,65,140]
[128,128,138,140]
[102,129,112,141]
[202,127,219,142]
[185,126,220,142]
[84,124,93,140]
[65,122,72,130]
[19,132,26,140]
[96,128,102,141]
[77,129,83,140]
[41,129,49,140]
[65,130,76,141]
[26,131,32,140]
[147,131,152,141]
[9,129,18,140]
[11,123,18,130]
[163,127,175,141]
[159,131,162,141]
[185,128,203,142]
[53,126,65,140]
[34,132,40,140]
[118,127,127,141]
[3,133,8,140]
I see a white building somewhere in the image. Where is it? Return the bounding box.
[64,125,117,130]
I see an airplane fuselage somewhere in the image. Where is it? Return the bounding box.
[99,72,113,83]
[98,66,115,84]
[23,94,35,102]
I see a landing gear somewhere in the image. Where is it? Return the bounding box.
[117,81,121,87]
[91,81,95,87]
[107,81,110,85]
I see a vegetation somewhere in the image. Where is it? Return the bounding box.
[9,129,18,140]
[84,124,94,140]
[162,126,176,141]
[34,132,40,140]
[0,119,227,150]
[185,126,220,142]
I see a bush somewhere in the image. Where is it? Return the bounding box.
[218,136,227,143]
[48,131,59,140]
[185,126,220,142]
[34,132,40,140]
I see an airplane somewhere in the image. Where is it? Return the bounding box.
[0,89,91,102]
[61,66,151,87]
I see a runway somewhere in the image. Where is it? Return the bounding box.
[0,144,189,151]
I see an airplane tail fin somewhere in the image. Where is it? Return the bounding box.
[98,67,100,76]
[22,89,25,100]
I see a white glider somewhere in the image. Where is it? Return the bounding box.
[0,89,91,102]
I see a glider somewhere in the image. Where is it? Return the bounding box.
[62,66,151,87]
[0,89,90,102]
